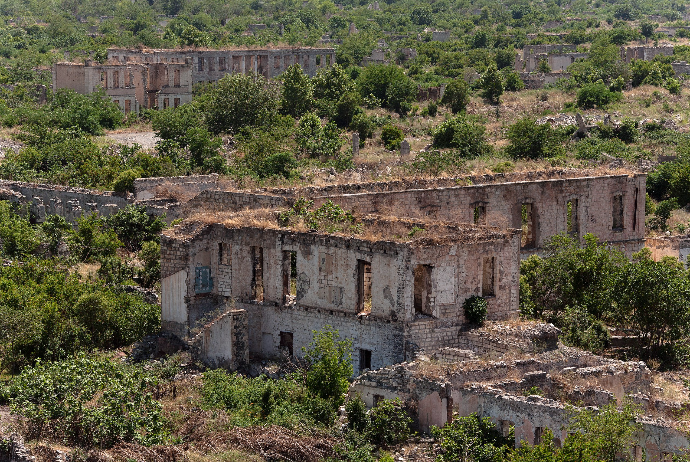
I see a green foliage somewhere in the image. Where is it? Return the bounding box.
[199,73,279,135]
[614,250,690,365]
[432,413,508,462]
[479,64,504,105]
[463,295,488,326]
[505,118,563,160]
[0,202,41,259]
[7,356,165,447]
[576,82,622,109]
[201,369,336,428]
[303,325,353,407]
[111,168,141,194]
[357,65,415,111]
[350,112,375,146]
[651,198,678,231]
[138,241,161,288]
[432,116,493,158]
[44,88,123,135]
[295,113,345,159]
[280,64,313,118]
[334,91,363,127]
[70,213,121,262]
[647,156,690,206]
[105,205,166,251]
[0,259,159,371]
[381,124,404,151]
[630,59,674,87]
[345,395,368,433]
[366,398,412,447]
[41,214,71,255]
[441,79,469,114]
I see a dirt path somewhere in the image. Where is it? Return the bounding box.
[105,131,159,150]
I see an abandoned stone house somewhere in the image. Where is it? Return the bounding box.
[106,46,336,83]
[161,214,521,371]
[52,60,193,113]
[151,170,650,374]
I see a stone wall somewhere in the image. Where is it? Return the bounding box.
[193,308,249,370]
[0,179,129,223]
[308,174,646,256]
[646,235,690,264]
[133,174,219,201]
[622,46,674,63]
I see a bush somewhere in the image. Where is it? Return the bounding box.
[432,116,493,158]
[463,295,488,325]
[295,113,345,159]
[105,205,167,251]
[381,125,404,151]
[505,118,562,160]
[7,356,165,448]
[303,325,353,407]
[432,413,508,462]
[366,398,412,447]
[576,82,622,109]
[345,395,368,433]
[349,113,374,147]
[139,241,161,288]
[440,79,469,114]
[111,168,142,194]
[427,100,438,117]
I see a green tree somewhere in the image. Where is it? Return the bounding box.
[432,116,493,159]
[280,64,313,118]
[576,82,622,109]
[480,64,504,105]
[295,112,344,158]
[432,413,507,462]
[367,399,412,447]
[505,118,561,160]
[357,64,414,110]
[640,21,657,42]
[441,79,469,114]
[105,205,166,251]
[614,250,690,363]
[199,73,279,134]
[302,325,353,406]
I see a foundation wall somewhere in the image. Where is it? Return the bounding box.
[195,309,249,370]
[646,235,690,264]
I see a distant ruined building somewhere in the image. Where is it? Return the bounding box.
[52,46,336,113]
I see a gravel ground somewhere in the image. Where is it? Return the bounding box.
[106,131,159,150]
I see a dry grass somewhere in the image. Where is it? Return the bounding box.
[75,262,101,280]
[186,450,265,462]
[650,374,689,403]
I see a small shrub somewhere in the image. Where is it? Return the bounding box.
[111,168,142,194]
[381,125,404,151]
[576,82,622,109]
[505,118,563,160]
[367,398,412,447]
[463,295,488,326]
[432,116,493,158]
[427,100,438,117]
[345,395,368,433]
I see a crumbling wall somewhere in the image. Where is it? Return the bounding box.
[184,190,289,213]
[310,174,646,254]
[646,236,690,264]
[133,174,219,201]
[0,179,128,223]
[194,308,249,370]
[622,46,674,63]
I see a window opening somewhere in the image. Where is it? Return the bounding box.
[124,100,131,114]
[282,251,297,304]
[112,70,119,88]
[163,98,169,109]
[521,203,536,248]
[279,331,293,356]
[613,194,624,231]
[198,57,204,71]
[174,98,180,108]
[219,57,226,71]
[414,264,433,316]
[633,188,638,231]
[473,204,486,225]
[534,427,544,445]
[357,260,372,313]
[567,199,579,238]
[315,55,321,66]
[359,349,372,372]
[195,266,213,293]
[373,394,384,406]
[251,246,264,301]
[482,256,495,297]
[173,69,180,86]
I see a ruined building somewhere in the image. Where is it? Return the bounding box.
[53,46,336,112]
[106,46,336,82]
[52,60,193,113]
[154,170,647,372]
[162,214,520,371]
